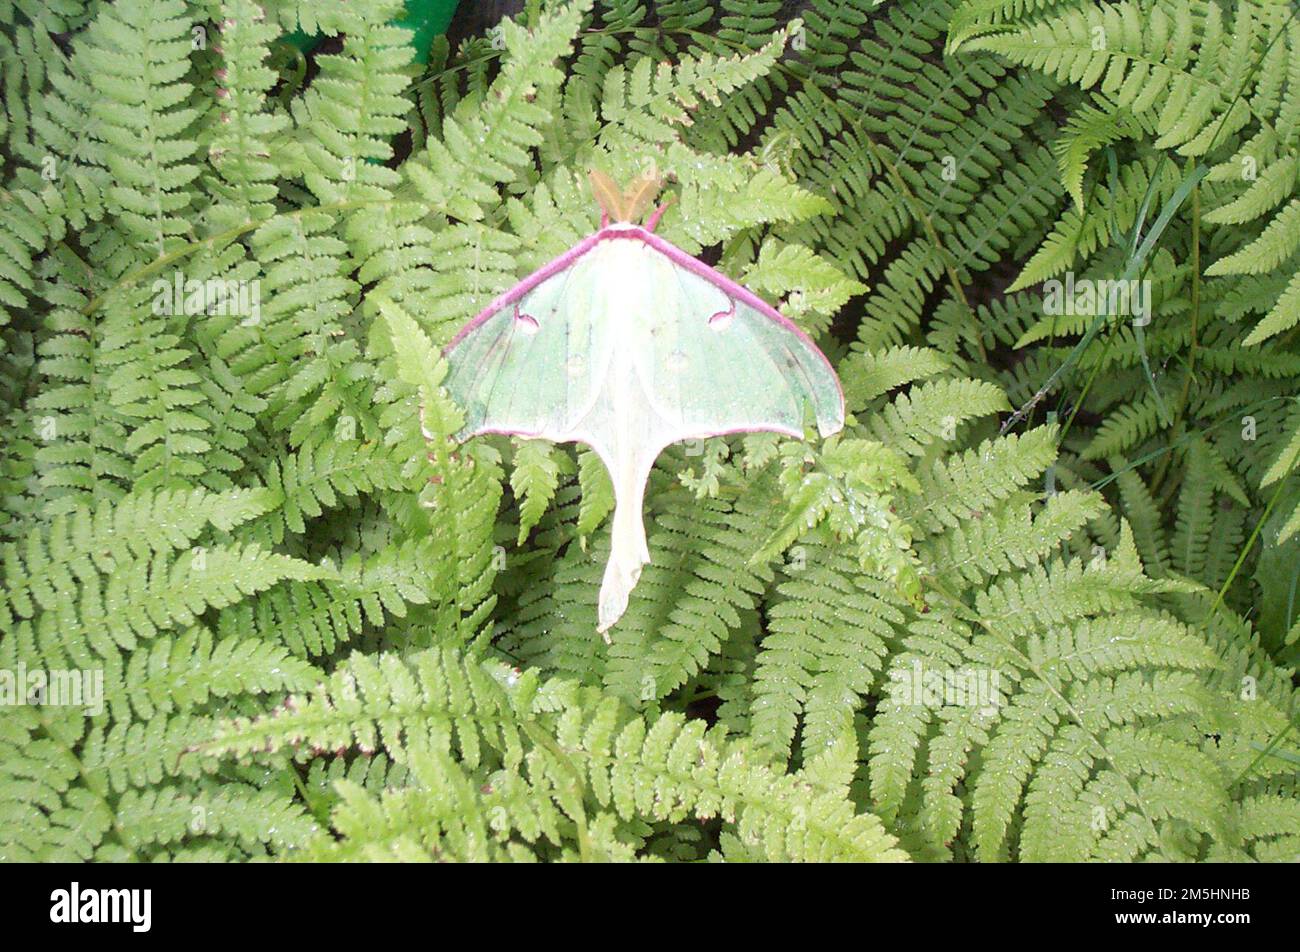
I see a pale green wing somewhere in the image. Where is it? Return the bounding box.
[628,236,845,443]
[443,235,614,442]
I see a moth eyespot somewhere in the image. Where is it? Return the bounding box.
[667,349,688,372]
[566,355,586,377]
[513,308,540,334]
[709,302,735,330]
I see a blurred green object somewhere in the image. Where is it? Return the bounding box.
[278,0,461,64]
[394,0,461,63]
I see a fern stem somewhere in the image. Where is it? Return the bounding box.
[1206,469,1296,621]
[1233,719,1298,788]
[1057,327,1119,446]
[49,706,142,861]
[866,136,990,365]
[1150,177,1203,500]
[520,721,593,862]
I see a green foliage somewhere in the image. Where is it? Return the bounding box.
[0,0,1297,863]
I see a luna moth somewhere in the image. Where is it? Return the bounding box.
[443,172,844,639]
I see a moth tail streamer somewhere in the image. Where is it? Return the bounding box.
[595,451,654,641]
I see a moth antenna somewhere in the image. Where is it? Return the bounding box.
[588,169,627,222]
